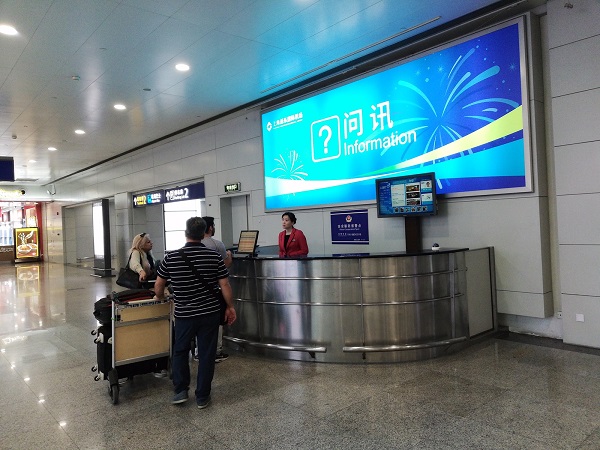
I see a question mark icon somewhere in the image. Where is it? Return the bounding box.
[319,125,332,154]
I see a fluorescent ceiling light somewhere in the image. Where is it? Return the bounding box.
[0,25,18,35]
[175,63,190,72]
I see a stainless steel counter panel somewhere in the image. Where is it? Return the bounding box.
[226,250,487,363]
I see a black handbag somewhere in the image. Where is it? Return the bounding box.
[116,253,142,289]
[179,250,228,325]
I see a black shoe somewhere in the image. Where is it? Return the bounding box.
[215,352,229,363]
[197,396,211,409]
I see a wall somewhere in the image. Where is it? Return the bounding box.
[49,4,600,345]
[547,0,600,347]
[42,201,65,264]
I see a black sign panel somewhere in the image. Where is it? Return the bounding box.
[164,182,205,203]
[132,190,164,208]
[224,182,241,193]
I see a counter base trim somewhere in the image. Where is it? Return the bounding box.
[343,336,468,353]
[223,336,327,353]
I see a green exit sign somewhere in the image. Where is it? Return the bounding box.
[224,182,241,193]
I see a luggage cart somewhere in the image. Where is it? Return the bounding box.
[92,296,172,404]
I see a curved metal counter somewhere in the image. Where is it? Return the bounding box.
[225,249,474,363]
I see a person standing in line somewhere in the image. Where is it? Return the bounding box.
[128,232,157,288]
[154,217,236,409]
[201,216,232,363]
[278,211,309,257]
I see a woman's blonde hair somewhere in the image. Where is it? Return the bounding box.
[129,233,150,253]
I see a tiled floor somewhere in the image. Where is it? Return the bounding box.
[1,262,600,449]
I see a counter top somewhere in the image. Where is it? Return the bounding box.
[232,247,469,260]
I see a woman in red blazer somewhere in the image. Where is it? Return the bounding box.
[278,211,309,257]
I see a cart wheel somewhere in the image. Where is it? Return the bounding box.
[110,384,119,404]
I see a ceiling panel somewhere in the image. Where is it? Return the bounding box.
[0,0,543,189]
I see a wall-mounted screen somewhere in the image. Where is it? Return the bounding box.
[0,157,15,182]
[261,18,530,211]
[376,173,437,218]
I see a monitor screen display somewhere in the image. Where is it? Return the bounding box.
[237,230,259,254]
[0,157,15,182]
[376,173,437,217]
[261,18,530,211]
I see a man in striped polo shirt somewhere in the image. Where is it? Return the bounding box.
[154,217,237,409]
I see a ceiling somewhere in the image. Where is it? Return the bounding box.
[0,0,544,192]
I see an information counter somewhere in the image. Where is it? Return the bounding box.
[225,248,495,363]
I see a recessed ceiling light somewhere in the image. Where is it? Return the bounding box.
[114,104,126,110]
[175,63,190,72]
[29,160,36,163]
[75,129,85,135]
[48,147,57,151]
[0,25,18,35]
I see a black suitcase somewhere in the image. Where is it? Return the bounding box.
[93,289,154,325]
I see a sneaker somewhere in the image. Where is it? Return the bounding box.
[197,396,211,409]
[153,370,168,378]
[171,390,189,404]
[215,352,229,363]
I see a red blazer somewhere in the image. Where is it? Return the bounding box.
[278,228,309,257]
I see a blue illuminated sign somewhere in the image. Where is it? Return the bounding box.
[261,19,530,211]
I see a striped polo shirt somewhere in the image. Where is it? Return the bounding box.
[156,242,228,319]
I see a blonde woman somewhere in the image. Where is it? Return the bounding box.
[128,232,156,288]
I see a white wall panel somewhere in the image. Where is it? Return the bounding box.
[180,126,216,158]
[153,141,182,165]
[497,290,553,318]
[215,110,260,148]
[551,88,600,146]
[202,172,219,198]
[562,294,600,347]
[152,161,183,185]
[529,99,548,196]
[216,137,262,172]
[555,142,600,195]
[429,196,549,293]
[180,151,217,182]
[546,0,600,49]
[216,162,263,193]
[558,244,600,296]
[556,193,600,244]
[128,152,154,173]
[549,34,600,97]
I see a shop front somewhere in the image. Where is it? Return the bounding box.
[0,202,43,263]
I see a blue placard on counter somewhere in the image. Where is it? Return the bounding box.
[331,209,369,244]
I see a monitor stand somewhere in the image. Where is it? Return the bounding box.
[405,216,422,253]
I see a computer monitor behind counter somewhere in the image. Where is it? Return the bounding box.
[236,230,259,256]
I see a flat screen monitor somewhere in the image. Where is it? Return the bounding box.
[0,157,15,182]
[237,230,259,255]
[376,172,437,218]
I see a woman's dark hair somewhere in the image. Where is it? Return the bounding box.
[185,217,206,240]
[282,211,296,224]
